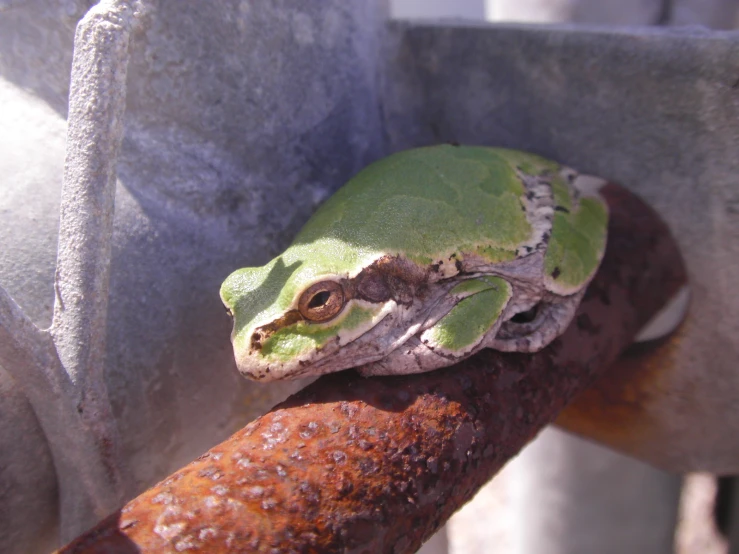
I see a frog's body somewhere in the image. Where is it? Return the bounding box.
[220,145,608,381]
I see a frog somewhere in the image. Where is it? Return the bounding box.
[220,145,608,381]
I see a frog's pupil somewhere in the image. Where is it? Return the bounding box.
[309,291,331,309]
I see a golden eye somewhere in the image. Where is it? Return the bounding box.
[298,281,345,322]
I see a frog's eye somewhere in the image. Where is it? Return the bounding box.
[298,281,345,322]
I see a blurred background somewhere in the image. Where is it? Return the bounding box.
[391,0,739,29]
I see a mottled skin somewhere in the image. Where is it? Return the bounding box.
[221,145,608,381]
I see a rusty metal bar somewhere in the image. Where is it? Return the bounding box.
[57,183,687,553]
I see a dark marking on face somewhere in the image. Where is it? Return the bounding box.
[356,270,391,302]
[354,255,427,306]
[430,263,440,273]
[455,259,463,273]
[554,205,570,213]
[551,266,561,279]
[378,256,428,304]
[251,309,304,351]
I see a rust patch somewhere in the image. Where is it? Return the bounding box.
[557,328,685,455]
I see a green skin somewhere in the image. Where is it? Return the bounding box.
[220,145,608,381]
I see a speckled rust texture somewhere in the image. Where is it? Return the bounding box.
[57,184,687,554]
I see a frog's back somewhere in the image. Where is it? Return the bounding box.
[294,145,559,265]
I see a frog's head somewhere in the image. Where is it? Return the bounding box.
[220,238,433,381]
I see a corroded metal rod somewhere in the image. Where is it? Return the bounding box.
[58,183,687,553]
